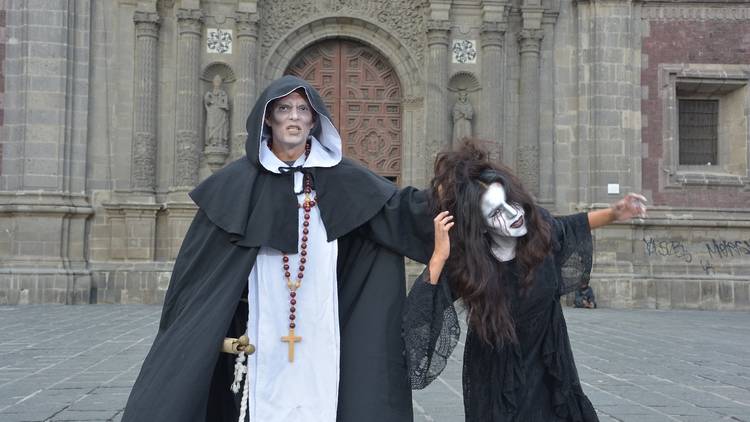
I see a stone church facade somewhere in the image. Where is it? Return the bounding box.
[1,0,748,309]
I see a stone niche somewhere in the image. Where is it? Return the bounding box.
[200,62,236,175]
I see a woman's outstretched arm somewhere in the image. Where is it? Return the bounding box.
[588,193,647,230]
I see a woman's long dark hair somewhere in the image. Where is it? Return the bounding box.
[431,139,552,346]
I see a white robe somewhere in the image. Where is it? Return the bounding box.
[244,131,342,421]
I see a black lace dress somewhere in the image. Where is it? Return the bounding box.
[403,211,600,422]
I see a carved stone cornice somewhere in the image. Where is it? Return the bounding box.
[426,20,451,46]
[642,4,750,21]
[235,11,259,38]
[133,11,160,38]
[542,10,560,24]
[176,8,204,36]
[518,29,544,53]
[481,0,510,23]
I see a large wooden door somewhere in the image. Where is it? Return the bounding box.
[286,40,402,183]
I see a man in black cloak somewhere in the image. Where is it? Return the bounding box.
[122,75,432,422]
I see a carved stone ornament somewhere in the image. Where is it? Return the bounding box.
[426,19,450,47]
[452,39,477,64]
[207,28,233,54]
[235,11,259,37]
[175,130,200,186]
[260,0,428,63]
[402,96,424,108]
[132,132,156,189]
[133,11,160,38]
[176,8,204,35]
[518,29,544,53]
[157,0,176,12]
[480,23,505,48]
[517,144,540,195]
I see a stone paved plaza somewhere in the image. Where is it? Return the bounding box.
[0,306,748,422]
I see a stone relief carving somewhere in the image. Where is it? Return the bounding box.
[176,8,204,35]
[451,91,474,143]
[204,75,230,170]
[259,1,317,55]
[259,0,428,63]
[452,39,477,64]
[518,29,544,52]
[517,144,540,196]
[175,130,200,186]
[132,132,156,189]
[207,28,233,54]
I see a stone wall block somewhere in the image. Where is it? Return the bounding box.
[733,282,749,308]
[684,280,701,309]
[655,280,671,309]
[670,280,687,308]
[716,281,734,311]
[700,280,719,309]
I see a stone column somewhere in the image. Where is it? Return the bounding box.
[537,12,558,208]
[402,96,427,187]
[517,29,543,197]
[425,20,451,160]
[173,9,204,189]
[479,23,505,161]
[132,11,160,192]
[0,0,94,305]
[232,12,259,160]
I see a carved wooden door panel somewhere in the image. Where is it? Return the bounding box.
[286,39,402,183]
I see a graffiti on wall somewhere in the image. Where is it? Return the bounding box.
[643,237,750,275]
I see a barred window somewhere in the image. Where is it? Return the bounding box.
[678,99,718,166]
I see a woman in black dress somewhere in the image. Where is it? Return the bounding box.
[403,140,646,422]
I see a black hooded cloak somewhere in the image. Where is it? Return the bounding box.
[122,76,433,422]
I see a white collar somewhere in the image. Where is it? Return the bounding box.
[259,133,340,174]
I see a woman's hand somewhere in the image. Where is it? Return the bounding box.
[612,193,648,221]
[428,211,454,285]
[588,193,647,229]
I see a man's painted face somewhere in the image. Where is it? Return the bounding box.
[480,182,527,238]
[265,91,315,150]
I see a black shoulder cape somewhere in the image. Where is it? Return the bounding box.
[122,76,434,422]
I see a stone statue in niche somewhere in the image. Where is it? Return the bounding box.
[204,74,230,148]
[452,90,474,144]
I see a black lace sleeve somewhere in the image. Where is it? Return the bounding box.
[402,269,460,390]
[549,212,593,297]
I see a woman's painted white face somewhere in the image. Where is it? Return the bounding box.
[480,182,528,238]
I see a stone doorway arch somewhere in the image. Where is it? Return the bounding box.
[285,39,402,184]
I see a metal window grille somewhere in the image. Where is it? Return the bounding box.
[678,99,718,165]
